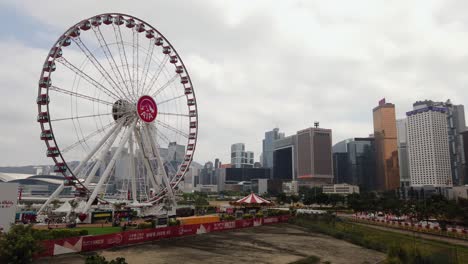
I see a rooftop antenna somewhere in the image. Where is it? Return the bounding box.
[314,121,319,128]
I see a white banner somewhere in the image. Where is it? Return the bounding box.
[0,183,18,232]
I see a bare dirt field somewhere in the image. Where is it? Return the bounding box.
[35,223,385,264]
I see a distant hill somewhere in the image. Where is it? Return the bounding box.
[0,166,38,174]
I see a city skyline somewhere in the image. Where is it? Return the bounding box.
[4,1,468,166]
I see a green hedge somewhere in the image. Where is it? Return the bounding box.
[33,228,89,240]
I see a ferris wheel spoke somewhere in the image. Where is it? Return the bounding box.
[151,74,178,97]
[56,57,121,101]
[140,39,155,94]
[92,26,134,101]
[61,121,116,153]
[72,37,128,100]
[158,112,189,117]
[157,94,185,105]
[113,24,135,99]
[133,30,140,96]
[50,112,122,122]
[155,120,188,138]
[143,55,169,95]
[50,85,114,106]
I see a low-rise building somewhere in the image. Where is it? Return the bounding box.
[322,183,359,195]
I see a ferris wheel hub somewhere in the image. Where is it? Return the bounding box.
[112,99,134,122]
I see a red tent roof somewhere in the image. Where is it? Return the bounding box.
[235,193,271,204]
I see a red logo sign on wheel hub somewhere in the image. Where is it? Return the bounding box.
[137,95,158,123]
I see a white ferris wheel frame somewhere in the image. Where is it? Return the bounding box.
[36,13,198,218]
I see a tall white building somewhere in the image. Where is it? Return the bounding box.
[407,105,452,187]
[231,143,254,168]
[396,119,410,187]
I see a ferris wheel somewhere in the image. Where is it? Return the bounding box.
[36,13,198,221]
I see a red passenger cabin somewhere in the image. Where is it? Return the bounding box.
[146,30,155,39]
[36,94,49,105]
[54,163,67,173]
[90,16,102,27]
[40,130,53,140]
[114,16,125,25]
[187,99,195,106]
[74,187,87,198]
[49,47,62,58]
[180,76,189,84]
[68,28,80,38]
[103,15,113,25]
[187,144,194,151]
[190,121,197,128]
[79,21,91,31]
[126,18,136,28]
[176,66,184,74]
[43,61,56,72]
[37,112,49,123]
[170,56,178,64]
[136,23,145,33]
[46,147,60,157]
[155,37,163,46]
[162,46,171,54]
[39,77,51,88]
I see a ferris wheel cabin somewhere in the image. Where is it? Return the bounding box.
[40,130,53,140]
[46,147,60,157]
[53,163,67,173]
[79,21,91,31]
[39,77,51,88]
[49,47,62,58]
[43,61,56,72]
[90,16,102,27]
[102,15,113,25]
[36,94,49,105]
[37,112,49,123]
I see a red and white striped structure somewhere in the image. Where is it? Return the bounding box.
[234,193,271,205]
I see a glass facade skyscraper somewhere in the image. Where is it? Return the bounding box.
[332,138,376,191]
[373,100,400,190]
[262,128,284,168]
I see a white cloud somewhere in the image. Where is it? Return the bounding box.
[2,0,468,166]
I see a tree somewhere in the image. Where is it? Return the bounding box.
[290,195,300,204]
[276,193,288,204]
[328,194,344,208]
[0,225,41,264]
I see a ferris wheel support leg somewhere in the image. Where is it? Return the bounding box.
[134,127,160,190]
[129,132,138,203]
[82,119,137,214]
[38,122,122,215]
[83,122,123,187]
[74,121,122,177]
[146,124,175,206]
[38,183,66,214]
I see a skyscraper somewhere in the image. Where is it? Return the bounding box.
[262,128,285,169]
[231,143,254,168]
[373,99,400,190]
[431,100,466,186]
[396,119,410,188]
[407,102,452,187]
[332,138,376,191]
[297,127,334,187]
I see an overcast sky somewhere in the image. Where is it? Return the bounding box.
[1,0,468,166]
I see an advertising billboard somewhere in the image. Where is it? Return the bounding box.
[0,183,19,232]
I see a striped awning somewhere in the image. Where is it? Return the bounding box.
[235,193,271,204]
